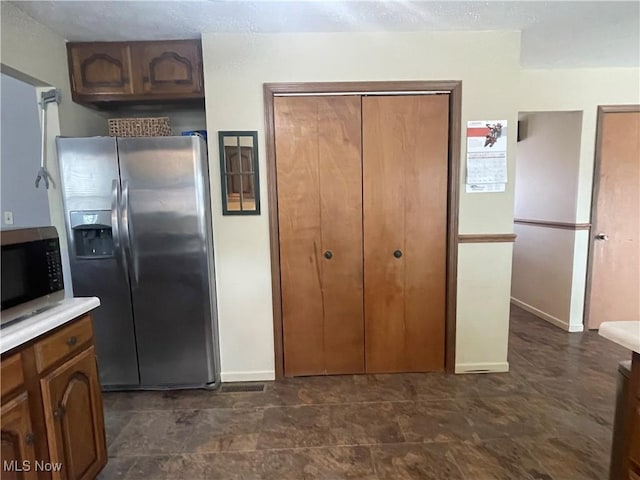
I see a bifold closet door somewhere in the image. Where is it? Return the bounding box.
[275,96,364,376]
[363,94,449,373]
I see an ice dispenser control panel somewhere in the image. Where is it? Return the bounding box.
[70,211,114,258]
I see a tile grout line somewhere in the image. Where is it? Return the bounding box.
[109,439,473,458]
[368,445,380,480]
[103,390,548,414]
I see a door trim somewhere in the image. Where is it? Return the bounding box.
[264,81,462,378]
[584,104,640,329]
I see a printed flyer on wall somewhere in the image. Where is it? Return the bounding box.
[466,120,508,193]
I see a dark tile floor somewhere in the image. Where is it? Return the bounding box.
[98,305,630,479]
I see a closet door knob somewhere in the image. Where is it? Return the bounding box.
[393,250,403,258]
[324,250,333,260]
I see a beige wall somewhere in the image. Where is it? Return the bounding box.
[202,31,521,380]
[512,225,580,330]
[511,112,584,331]
[515,112,583,221]
[456,243,513,372]
[1,2,108,297]
[1,2,107,137]
[516,69,640,331]
[519,68,640,222]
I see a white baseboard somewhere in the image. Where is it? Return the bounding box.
[510,297,584,333]
[220,371,275,383]
[455,362,509,374]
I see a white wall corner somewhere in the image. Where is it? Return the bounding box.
[220,371,276,383]
[568,230,590,330]
[455,362,509,374]
[510,297,576,332]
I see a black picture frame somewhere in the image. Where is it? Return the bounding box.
[218,130,260,216]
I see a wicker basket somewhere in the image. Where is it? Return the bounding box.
[108,117,172,137]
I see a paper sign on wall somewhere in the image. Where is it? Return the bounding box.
[466,120,508,193]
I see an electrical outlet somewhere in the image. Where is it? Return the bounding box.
[4,211,14,225]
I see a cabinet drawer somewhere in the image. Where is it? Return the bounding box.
[1,353,24,398]
[34,316,94,373]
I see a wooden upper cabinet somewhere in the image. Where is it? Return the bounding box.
[40,347,106,480]
[68,43,134,98]
[133,40,203,96]
[67,39,204,106]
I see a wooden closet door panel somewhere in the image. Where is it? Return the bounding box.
[403,95,448,370]
[318,96,364,374]
[363,95,449,373]
[275,96,364,376]
[362,97,407,372]
[275,97,324,376]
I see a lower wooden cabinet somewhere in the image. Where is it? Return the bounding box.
[41,347,106,480]
[1,392,38,480]
[1,314,107,480]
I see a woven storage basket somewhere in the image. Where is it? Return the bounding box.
[108,117,172,137]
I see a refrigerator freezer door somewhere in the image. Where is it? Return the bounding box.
[117,136,217,387]
[56,137,140,387]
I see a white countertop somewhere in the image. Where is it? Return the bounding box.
[1,297,100,355]
[599,321,640,353]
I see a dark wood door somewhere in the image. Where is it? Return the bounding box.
[1,392,38,480]
[275,95,364,376]
[67,43,134,97]
[40,347,106,480]
[362,95,449,373]
[133,40,203,96]
[587,109,640,329]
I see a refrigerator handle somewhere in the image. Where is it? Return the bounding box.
[111,179,128,278]
[121,180,138,285]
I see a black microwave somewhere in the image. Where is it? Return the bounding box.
[1,226,65,325]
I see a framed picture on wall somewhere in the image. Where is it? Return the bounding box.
[218,131,260,215]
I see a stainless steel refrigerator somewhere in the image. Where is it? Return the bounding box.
[56,136,219,390]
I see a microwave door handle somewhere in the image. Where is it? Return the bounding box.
[111,179,128,278]
[121,180,138,286]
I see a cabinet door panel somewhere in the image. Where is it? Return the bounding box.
[629,402,640,474]
[41,347,106,480]
[275,95,364,376]
[68,43,134,96]
[134,40,203,95]
[363,94,449,373]
[1,392,38,480]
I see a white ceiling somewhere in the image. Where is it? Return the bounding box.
[9,1,640,68]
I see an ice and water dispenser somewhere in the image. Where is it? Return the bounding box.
[70,211,114,258]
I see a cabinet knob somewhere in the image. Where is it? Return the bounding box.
[393,250,403,258]
[323,250,333,260]
[67,336,78,347]
[53,407,65,419]
[25,432,35,445]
